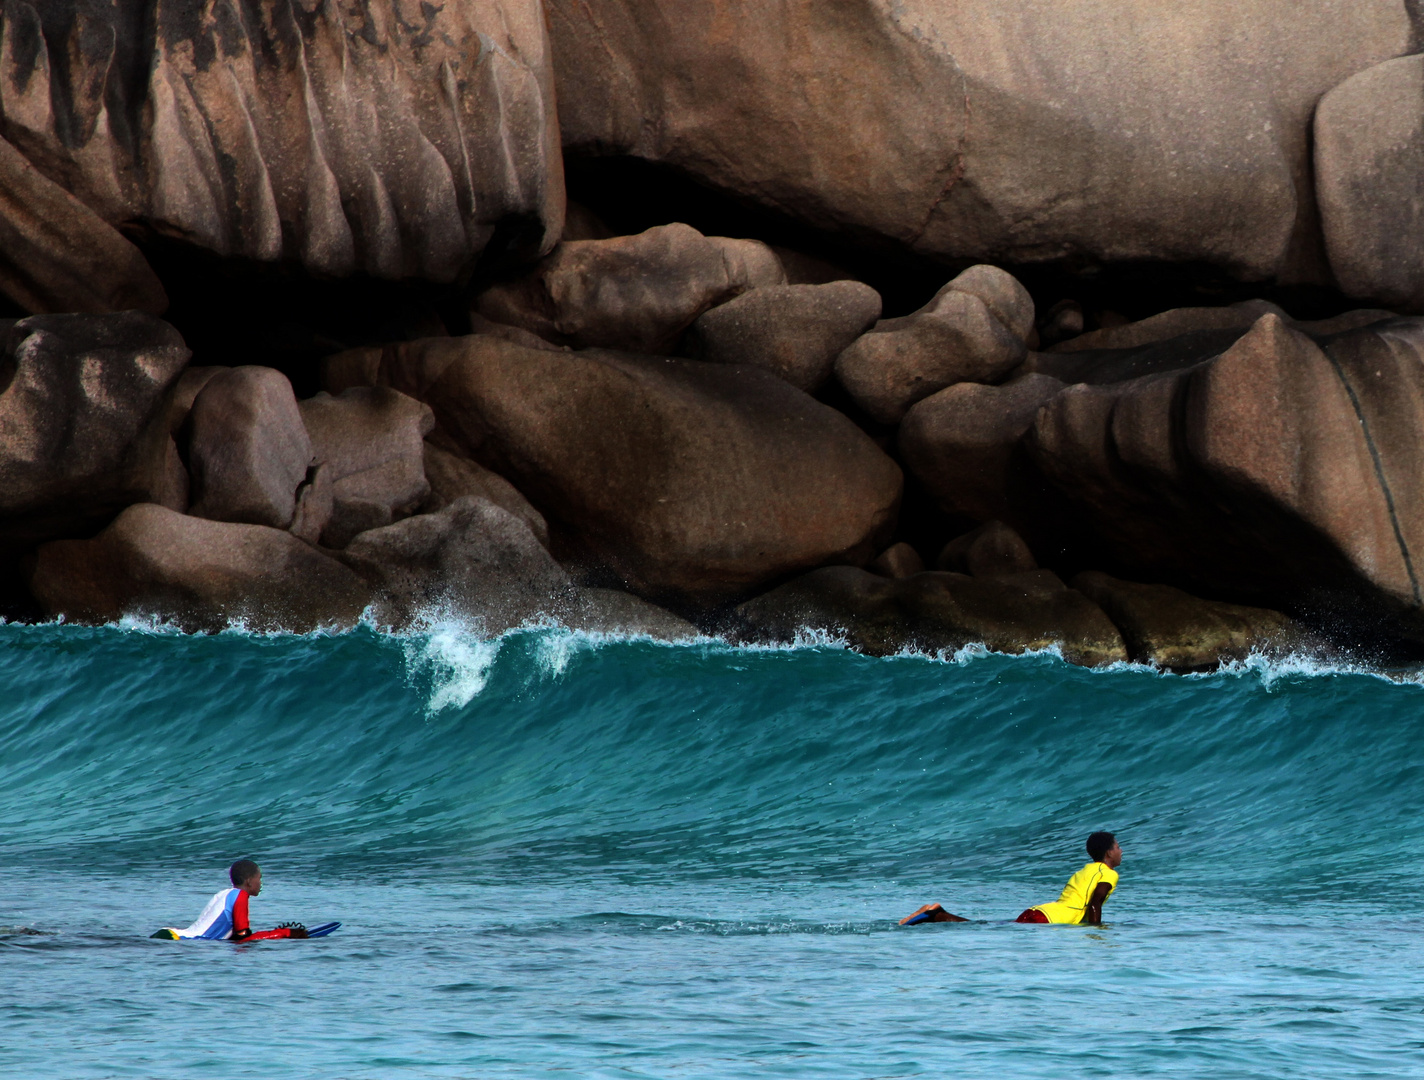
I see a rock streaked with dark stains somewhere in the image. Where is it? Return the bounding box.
[0,133,166,314]
[0,0,562,291]
[735,565,1128,667]
[28,502,370,632]
[1023,314,1424,645]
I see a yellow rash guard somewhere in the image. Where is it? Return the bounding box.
[1031,861,1119,924]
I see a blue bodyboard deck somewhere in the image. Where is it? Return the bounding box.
[306,921,341,938]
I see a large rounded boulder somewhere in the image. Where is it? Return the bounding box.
[28,503,370,632]
[357,335,903,605]
[547,0,1410,282]
[1316,54,1424,311]
[185,367,313,530]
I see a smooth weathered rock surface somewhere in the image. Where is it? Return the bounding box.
[899,373,1064,523]
[0,0,563,283]
[298,388,435,548]
[835,266,1032,423]
[1316,54,1424,310]
[28,503,370,632]
[936,521,1037,578]
[371,335,902,605]
[0,133,166,314]
[0,312,190,556]
[1021,314,1424,645]
[474,223,786,352]
[684,281,881,391]
[421,442,549,548]
[341,496,571,631]
[548,1,1410,282]
[186,367,312,530]
[1072,571,1316,670]
[735,566,1127,666]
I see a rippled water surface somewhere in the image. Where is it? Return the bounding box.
[3,623,1423,1077]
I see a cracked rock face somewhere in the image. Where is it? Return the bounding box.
[0,0,563,289]
[547,0,1411,281]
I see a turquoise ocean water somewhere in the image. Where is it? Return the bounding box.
[3,620,1424,1078]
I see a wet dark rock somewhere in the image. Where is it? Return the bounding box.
[735,565,1127,667]
[1073,571,1318,671]
[936,521,1038,578]
[869,542,925,579]
[341,496,572,632]
[28,503,370,632]
[565,587,699,640]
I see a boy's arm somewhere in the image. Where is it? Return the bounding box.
[231,891,253,941]
[899,903,968,924]
[1082,882,1113,925]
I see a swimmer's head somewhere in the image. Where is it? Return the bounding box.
[229,859,261,894]
[1086,832,1118,863]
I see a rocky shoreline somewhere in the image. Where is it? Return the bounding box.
[4,2,1424,672]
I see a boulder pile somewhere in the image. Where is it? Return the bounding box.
[4,1,1424,670]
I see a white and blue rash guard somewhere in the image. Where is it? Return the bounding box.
[163,888,252,940]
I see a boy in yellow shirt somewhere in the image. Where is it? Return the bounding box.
[899,832,1122,926]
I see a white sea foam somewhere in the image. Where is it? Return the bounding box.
[23,601,1424,692]
[399,610,503,713]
